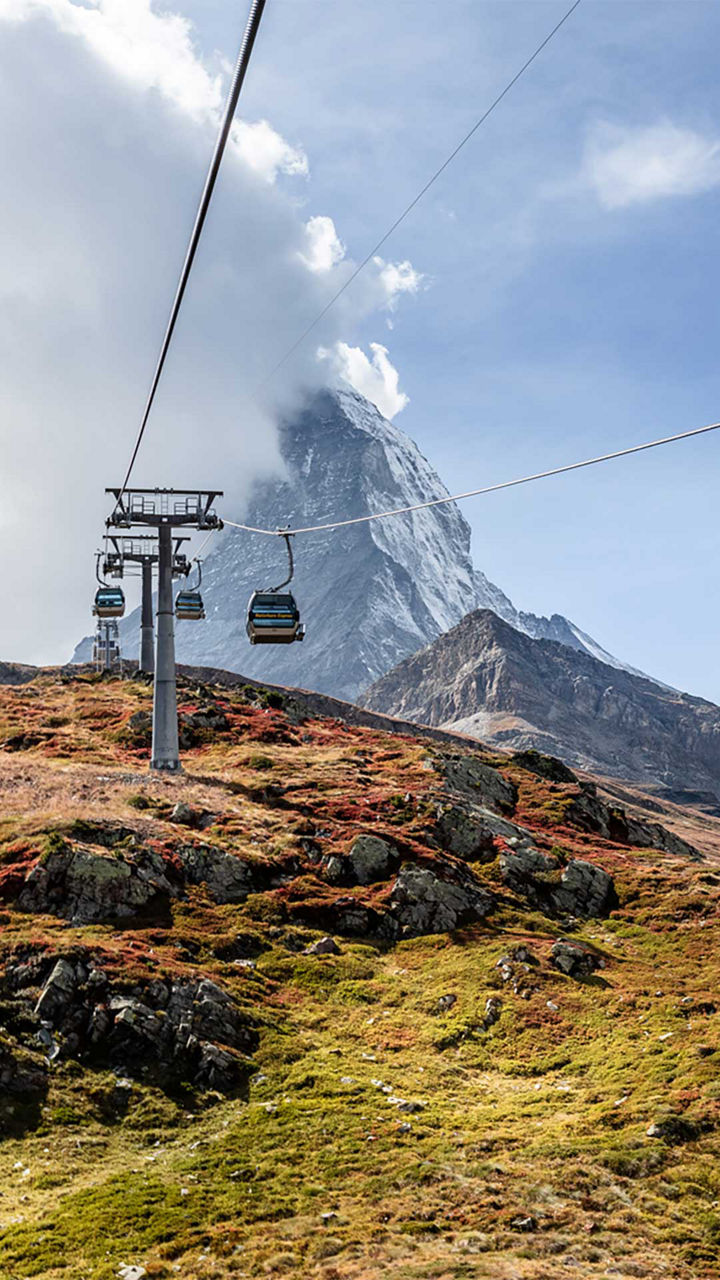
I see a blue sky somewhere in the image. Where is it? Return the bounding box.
[1,0,719,700]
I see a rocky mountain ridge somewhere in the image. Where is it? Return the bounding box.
[362,608,720,799]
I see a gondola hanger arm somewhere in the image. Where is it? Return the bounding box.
[270,530,295,592]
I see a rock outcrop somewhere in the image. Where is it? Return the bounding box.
[4,951,258,1094]
[4,835,260,921]
[324,835,399,886]
[500,848,617,919]
[550,939,605,977]
[175,844,254,903]
[389,862,493,937]
[565,785,701,859]
[17,842,179,924]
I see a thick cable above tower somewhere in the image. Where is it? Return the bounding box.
[116,0,268,505]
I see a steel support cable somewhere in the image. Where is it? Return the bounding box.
[115,0,268,507]
[258,0,582,388]
[222,419,720,538]
[191,527,218,565]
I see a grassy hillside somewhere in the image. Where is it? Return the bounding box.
[0,668,719,1279]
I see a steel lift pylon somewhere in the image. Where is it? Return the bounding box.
[106,488,223,772]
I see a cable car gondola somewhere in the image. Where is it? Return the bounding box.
[93,585,125,618]
[246,590,304,644]
[175,590,205,620]
[246,533,305,645]
[175,562,205,620]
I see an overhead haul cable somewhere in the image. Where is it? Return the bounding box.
[115,0,268,505]
[260,0,583,386]
[222,418,720,538]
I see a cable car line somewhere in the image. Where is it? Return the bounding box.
[258,0,582,389]
[114,0,268,508]
[222,418,720,539]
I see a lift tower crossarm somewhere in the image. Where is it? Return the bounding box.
[105,488,224,531]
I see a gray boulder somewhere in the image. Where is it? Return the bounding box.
[305,936,341,955]
[434,753,517,816]
[323,835,398,887]
[552,859,616,917]
[175,844,253,904]
[434,805,497,862]
[500,848,616,919]
[566,786,701,860]
[499,846,558,901]
[169,802,195,826]
[389,862,493,938]
[17,843,177,924]
[348,835,396,884]
[35,958,77,1022]
[550,939,605,977]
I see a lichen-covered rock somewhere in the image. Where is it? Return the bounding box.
[434,805,497,862]
[510,750,577,783]
[550,939,605,977]
[434,753,517,816]
[178,704,230,747]
[552,859,617,917]
[169,802,194,826]
[305,936,340,955]
[16,843,178,924]
[348,835,397,884]
[389,862,493,938]
[175,844,253,904]
[499,847,558,903]
[500,849,616,919]
[619,814,702,861]
[565,786,701,860]
[325,835,398,886]
[7,952,258,1094]
[35,958,77,1021]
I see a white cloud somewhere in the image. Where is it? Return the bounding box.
[320,342,409,419]
[0,0,421,661]
[585,121,720,210]
[1,0,222,119]
[374,257,424,309]
[300,215,346,273]
[0,0,307,182]
[232,119,308,183]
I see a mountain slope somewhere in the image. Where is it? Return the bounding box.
[1,665,720,1278]
[362,608,720,796]
[74,388,639,699]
